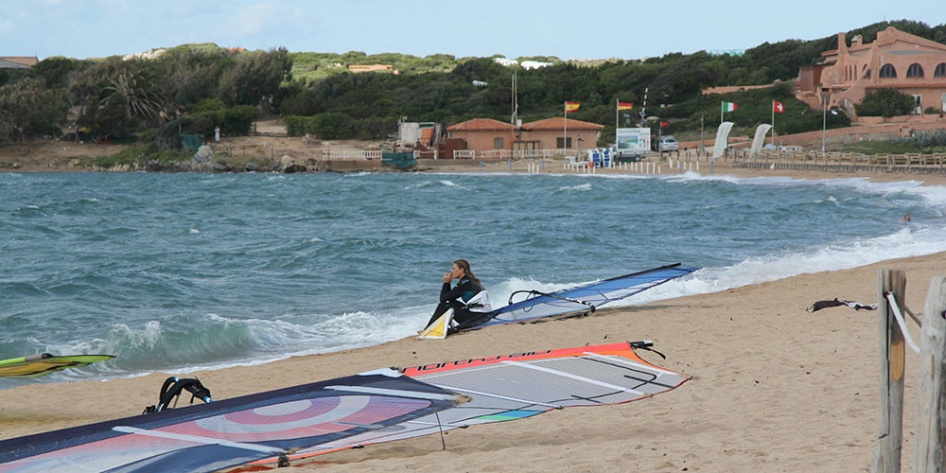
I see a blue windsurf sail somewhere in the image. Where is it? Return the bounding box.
[0,371,461,473]
[456,263,698,331]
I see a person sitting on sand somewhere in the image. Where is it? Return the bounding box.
[425,259,491,329]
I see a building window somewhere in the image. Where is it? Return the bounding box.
[493,137,504,148]
[556,137,572,149]
[907,63,924,78]
[863,69,872,79]
[880,64,897,78]
[935,63,946,78]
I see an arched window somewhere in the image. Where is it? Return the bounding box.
[880,64,897,78]
[907,63,924,78]
[863,69,872,79]
[935,63,946,78]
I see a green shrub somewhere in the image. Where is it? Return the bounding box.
[220,105,258,135]
[94,145,146,168]
[192,98,226,114]
[284,115,316,136]
[855,88,915,117]
[284,114,395,140]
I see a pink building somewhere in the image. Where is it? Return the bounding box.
[446,116,604,156]
[519,117,604,153]
[445,118,519,152]
[797,27,946,117]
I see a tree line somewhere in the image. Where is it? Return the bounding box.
[1,19,942,148]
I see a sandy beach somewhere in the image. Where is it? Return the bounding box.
[1,156,944,472]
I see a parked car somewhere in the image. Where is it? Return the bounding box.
[657,136,679,152]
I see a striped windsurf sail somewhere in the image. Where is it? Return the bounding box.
[0,371,461,473]
[0,354,115,378]
[459,263,698,331]
[268,341,688,466]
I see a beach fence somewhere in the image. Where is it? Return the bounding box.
[873,270,946,473]
[734,152,946,176]
[561,155,663,175]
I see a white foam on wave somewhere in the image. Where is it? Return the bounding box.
[439,179,470,190]
[558,183,593,192]
[626,224,946,305]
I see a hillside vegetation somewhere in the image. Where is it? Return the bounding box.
[2,19,944,157]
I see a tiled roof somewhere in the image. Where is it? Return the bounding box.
[447,118,518,131]
[0,56,38,67]
[520,117,604,131]
[875,27,946,52]
[0,59,28,69]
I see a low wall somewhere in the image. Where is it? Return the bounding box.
[313,159,385,172]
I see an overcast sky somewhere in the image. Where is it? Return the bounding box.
[2,0,941,61]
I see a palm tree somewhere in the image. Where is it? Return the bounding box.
[101,65,166,124]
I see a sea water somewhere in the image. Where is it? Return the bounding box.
[2,170,945,388]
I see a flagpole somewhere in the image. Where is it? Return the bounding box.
[615,99,618,144]
[563,101,568,155]
[771,101,775,146]
[720,101,724,125]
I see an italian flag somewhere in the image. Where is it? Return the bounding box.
[722,101,737,112]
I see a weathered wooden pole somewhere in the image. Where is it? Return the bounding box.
[873,269,906,473]
[914,276,946,473]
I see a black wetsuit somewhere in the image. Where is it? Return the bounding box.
[426,277,483,328]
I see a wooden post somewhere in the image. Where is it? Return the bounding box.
[914,276,946,473]
[873,269,906,473]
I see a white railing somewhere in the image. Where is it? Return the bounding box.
[452,148,572,160]
[320,149,383,160]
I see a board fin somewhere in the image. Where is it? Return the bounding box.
[418,308,453,339]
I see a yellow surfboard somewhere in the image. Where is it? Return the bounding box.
[418,308,454,339]
[0,353,115,378]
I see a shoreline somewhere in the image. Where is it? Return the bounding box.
[2,252,942,471]
[4,136,946,187]
[1,155,944,471]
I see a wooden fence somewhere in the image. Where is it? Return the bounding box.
[874,270,946,472]
[735,152,946,175]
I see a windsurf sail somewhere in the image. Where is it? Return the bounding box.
[0,353,115,379]
[455,263,698,332]
[418,308,454,339]
[265,341,688,466]
[0,371,462,473]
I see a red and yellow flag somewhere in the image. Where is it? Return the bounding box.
[617,101,634,110]
[565,101,581,113]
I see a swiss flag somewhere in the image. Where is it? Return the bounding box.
[773,101,785,113]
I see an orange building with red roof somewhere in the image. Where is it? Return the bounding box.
[446,116,604,157]
[519,117,604,152]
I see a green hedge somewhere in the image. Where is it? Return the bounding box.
[192,105,259,137]
[285,114,396,140]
